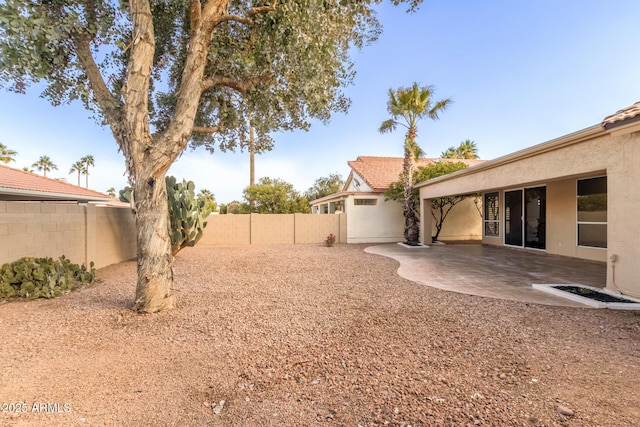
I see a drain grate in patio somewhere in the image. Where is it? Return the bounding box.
[552,286,636,303]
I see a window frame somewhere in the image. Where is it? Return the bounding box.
[576,176,607,249]
[353,198,377,206]
[483,192,500,237]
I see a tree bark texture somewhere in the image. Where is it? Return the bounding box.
[403,138,420,245]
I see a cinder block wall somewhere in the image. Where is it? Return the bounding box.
[200,213,346,245]
[0,201,86,266]
[0,204,347,270]
[0,201,136,269]
[94,205,137,267]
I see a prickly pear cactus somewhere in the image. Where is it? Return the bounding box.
[0,256,96,300]
[166,176,212,256]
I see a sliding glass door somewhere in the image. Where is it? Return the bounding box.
[504,187,546,249]
[504,190,523,246]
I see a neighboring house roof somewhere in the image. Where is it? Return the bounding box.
[0,164,111,202]
[347,156,485,192]
[602,101,640,130]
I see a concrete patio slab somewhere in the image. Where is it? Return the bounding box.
[365,243,607,307]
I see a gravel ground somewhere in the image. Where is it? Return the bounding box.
[0,244,639,427]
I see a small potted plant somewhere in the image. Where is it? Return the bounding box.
[324,233,336,247]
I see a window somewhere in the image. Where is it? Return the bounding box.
[577,176,607,248]
[484,192,499,237]
[354,198,377,206]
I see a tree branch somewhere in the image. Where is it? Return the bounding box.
[72,33,125,150]
[192,125,223,135]
[210,1,277,26]
[201,72,273,94]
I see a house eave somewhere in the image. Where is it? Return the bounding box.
[0,187,111,202]
[415,124,604,189]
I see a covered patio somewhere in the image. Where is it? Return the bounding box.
[365,243,606,307]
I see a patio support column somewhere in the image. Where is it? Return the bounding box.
[420,197,433,245]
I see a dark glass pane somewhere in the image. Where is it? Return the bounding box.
[577,194,607,222]
[578,224,607,248]
[525,187,546,249]
[484,192,499,221]
[578,176,607,196]
[504,190,522,246]
[484,222,499,237]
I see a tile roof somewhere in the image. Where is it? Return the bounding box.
[347,156,485,192]
[601,101,640,129]
[0,164,110,201]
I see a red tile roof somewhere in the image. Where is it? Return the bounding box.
[0,164,110,201]
[347,156,485,192]
[602,101,640,129]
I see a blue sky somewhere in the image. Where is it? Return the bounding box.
[1,1,639,203]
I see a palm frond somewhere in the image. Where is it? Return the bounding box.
[379,119,397,134]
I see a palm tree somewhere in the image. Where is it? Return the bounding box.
[379,83,452,245]
[80,155,95,188]
[69,161,84,186]
[106,188,117,198]
[197,189,217,213]
[441,139,479,159]
[32,156,58,177]
[0,143,18,164]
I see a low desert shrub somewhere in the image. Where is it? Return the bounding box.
[0,256,96,300]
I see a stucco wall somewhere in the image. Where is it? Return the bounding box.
[606,132,640,297]
[346,194,481,244]
[345,195,403,243]
[431,196,482,241]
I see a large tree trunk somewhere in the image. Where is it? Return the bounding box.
[133,172,176,312]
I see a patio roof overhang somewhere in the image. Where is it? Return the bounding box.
[415,124,607,199]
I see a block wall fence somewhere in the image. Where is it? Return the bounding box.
[0,201,346,269]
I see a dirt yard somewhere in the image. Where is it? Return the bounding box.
[1,244,638,426]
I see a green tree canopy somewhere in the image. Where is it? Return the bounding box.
[0,0,422,312]
[304,173,344,201]
[243,177,310,214]
[441,139,479,159]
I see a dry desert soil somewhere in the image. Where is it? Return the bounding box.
[1,244,639,426]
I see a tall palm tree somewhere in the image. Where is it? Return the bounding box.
[379,83,452,245]
[80,155,95,188]
[0,143,18,164]
[32,156,58,177]
[441,139,479,159]
[106,187,117,198]
[69,161,84,186]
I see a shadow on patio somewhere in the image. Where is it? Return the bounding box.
[365,243,606,307]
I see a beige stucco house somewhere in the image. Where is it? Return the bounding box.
[416,101,640,299]
[311,156,483,243]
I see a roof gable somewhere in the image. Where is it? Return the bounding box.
[0,164,110,201]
